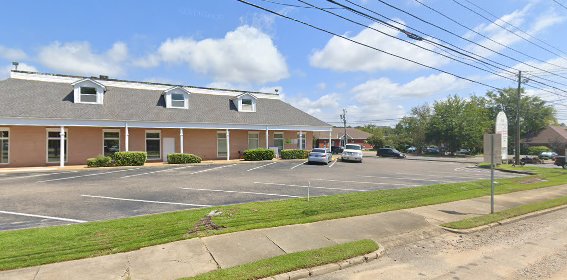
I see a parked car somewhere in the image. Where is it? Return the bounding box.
[456,148,471,155]
[341,144,363,163]
[555,156,566,169]
[539,151,558,160]
[331,146,344,154]
[424,146,440,154]
[377,147,406,158]
[308,148,332,165]
[406,146,417,153]
[521,156,543,164]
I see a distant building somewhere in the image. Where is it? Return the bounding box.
[314,127,372,149]
[522,125,567,154]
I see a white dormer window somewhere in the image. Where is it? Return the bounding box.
[71,78,106,104]
[164,86,190,109]
[234,93,257,112]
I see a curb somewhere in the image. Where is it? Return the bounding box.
[261,245,385,280]
[405,157,481,164]
[440,203,567,234]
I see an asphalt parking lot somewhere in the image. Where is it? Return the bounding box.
[0,157,524,231]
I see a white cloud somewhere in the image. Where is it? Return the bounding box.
[38,41,128,77]
[0,63,37,79]
[309,22,450,72]
[285,93,340,116]
[0,45,27,61]
[352,73,467,103]
[135,25,289,84]
[316,82,327,91]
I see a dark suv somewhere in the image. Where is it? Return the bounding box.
[377,148,406,158]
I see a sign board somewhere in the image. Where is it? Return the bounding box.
[495,111,508,161]
[484,134,502,164]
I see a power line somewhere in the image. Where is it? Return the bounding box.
[236,0,502,91]
[257,0,341,9]
[553,0,567,11]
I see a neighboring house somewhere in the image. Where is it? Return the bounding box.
[0,71,331,167]
[314,127,372,149]
[522,125,567,154]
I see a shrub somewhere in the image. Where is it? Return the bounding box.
[280,149,309,159]
[243,149,275,161]
[113,152,147,166]
[167,153,202,164]
[527,146,551,155]
[86,155,113,167]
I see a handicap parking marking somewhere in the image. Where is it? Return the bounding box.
[313,178,420,187]
[37,168,143,183]
[0,171,79,182]
[254,182,368,192]
[290,161,308,170]
[120,165,196,179]
[247,162,277,172]
[0,210,87,223]
[81,195,211,207]
[180,187,302,198]
[189,164,237,174]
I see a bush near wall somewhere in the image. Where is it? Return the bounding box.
[113,152,147,166]
[243,149,275,161]
[167,153,202,164]
[280,149,309,159]
[527,146,551,155]
[86,155,113,167]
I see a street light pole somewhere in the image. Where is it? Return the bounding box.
[340,109,347,148]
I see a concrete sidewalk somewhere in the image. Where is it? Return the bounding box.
[2,185,567,280]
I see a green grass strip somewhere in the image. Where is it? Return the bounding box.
[183,239,378,280]
[443,195,567,230]
[0,165,565,271]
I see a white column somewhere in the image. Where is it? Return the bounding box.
[299,130,303,150]
[180,128,184,154]
[59,126,65,167]
[328,130,332,150]
[226,129,230,161]
[265,127,269,148]
[125,123,129,152]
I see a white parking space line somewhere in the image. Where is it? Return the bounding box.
[121,165,195,179]
[180,187,302,198]
[328,160,337,168]
[81,195,211,207]
[190,164,237,174]
[247,162,277,172]
[254,182,368,192]
[291,161,307,170]
[0,210,87,223]
[314,178,420,187]
[0,171,78,181]
[362,175,457,183]
[37,168,143,183]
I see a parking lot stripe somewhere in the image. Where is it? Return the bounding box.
[81,195,211,207]
[0,171,78,181]
[247,162,277,172]
[190,164,237,174]
[290,161,307,170]
[328,160,337,168]
[0,210,87,223]
[37,168,142,183]
[254,182,368,192]
[180,187,302,198]
[120,165,195,179]
[313,178,420,187]
[362,175,457,183]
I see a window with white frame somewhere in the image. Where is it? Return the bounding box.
[297,132,306,150]
[171,93,186,108]
[80,87,97,103]
[103,130,120,156]
[217,131,227,158]
[273,132,284,152]
[241,99,253,112]
[47,129,68,163]
[0,129,9,164]
[146,131,161,160]
[248,132,259,149]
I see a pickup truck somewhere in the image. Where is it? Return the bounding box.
[555,156,566,169]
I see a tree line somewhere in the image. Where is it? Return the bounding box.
[359,87,557,154]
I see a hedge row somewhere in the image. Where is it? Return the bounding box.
[113,152,147,166]
[527,146,551,155]
[86,155,113,167]
[243,149,275,161]
[167,153,202,164]
[280,149,309,159]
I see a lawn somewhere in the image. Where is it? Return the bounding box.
[184,239,378,280]
[0,165,565,271]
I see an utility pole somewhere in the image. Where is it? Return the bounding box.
[340,109,347,148]
[515,71,522,166]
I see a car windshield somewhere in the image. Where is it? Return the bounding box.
[392,149,400,153]
[346,145,361,150]
[312,149,326,153]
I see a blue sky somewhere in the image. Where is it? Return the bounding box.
[1,0,567,126]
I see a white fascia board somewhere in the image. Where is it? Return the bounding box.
[0,117,332,131]
[71,78,106,90]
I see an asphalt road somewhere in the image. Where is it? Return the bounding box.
[313,206,567,280]
[0,157,522,231]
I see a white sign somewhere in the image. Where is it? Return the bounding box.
[495,111,508,161]
[484,134,502,164]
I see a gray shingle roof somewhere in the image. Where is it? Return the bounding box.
[0,78,330,127]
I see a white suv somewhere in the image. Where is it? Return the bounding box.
[341,144,363,163]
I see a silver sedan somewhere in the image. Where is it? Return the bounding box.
[308,148,333,164]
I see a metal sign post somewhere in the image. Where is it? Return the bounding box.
[484,134,501,214]
[490,134,495,214]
